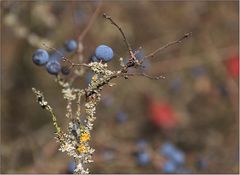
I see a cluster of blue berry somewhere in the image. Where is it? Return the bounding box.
[160,142,186,173]
[32,43,114,77]
[136,139,151,166]
[135,140,189,173]
[32,39,78,75]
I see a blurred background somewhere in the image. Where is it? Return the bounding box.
[1,1,239,174]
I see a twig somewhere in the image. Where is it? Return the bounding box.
[70,1,78,39]
[78,1,102,42]
[42,43,69,61]
[103,13,136,60]
[122,72,166,80]
[42,43,90,69]
[32,88,61,136]
[143,32,192,61]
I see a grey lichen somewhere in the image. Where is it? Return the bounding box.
[32,61,119,174]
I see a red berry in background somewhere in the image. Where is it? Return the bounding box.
[225,54,239,79]
[148,100,177,129]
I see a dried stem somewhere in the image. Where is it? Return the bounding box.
[78,1,102,42]
[103,13,136,61]
[122,72,166,80]
[32,88,61,136]
[42,43,90,69]
[143,32,192,61]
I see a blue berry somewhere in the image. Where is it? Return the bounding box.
[102,94,114,107]
[191,66,207,78]
[217,84,228,97]
[67,160,76,174]
[163,160,177,173]
[91,55,99,62]
[140,59,151,71]
[86,72,94,85]
[95,45,114,62]
[171,149,185,165]
[160,142,176,157]
[74,10,86,25]
[136,139,148,150]
[32,49,49,65]
[170,78,182,92]
[196,158,208,170]
[116,111,128,124]
[135,50,144,60]
[46,60,61,75]
[61,66,71,75]
[64,39,78,52]
[137,151,150,166]
[102,149,115,162]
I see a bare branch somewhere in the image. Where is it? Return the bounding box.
[42,43,68,61]
[143,32,192,61]
[42,43,90,69]
[103,13,136,60]
[78,2,103,42]
[122,72,166,80]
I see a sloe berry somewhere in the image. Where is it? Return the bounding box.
[32,49,49,66]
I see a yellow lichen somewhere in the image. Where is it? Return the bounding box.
[92,74,98,82]
[77,145,87,153]
[80,132,90,142]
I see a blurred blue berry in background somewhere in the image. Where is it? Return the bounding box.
[171,149,185,165]
[170,78,182,92]
[162,160,177,173]
[136,139,148,150]
[140,59,151,71]
[217,84,228,97]
[95,45,114,62]
[195,158,208,170]
[64,39,78,52]
[67,160,76,174]
[86,72,94,85]
[46,60,61,75]
[160,142,176,157]
[135,49,144,60]
[32,49,49,66]
[102,94,114,107]
[160,142,185,165]
[74,10,86,25]
[116,111,128,124]
[102,148,115,162]
[134,49,151,71]
[191,66,207,78]
[137,151,150,166]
